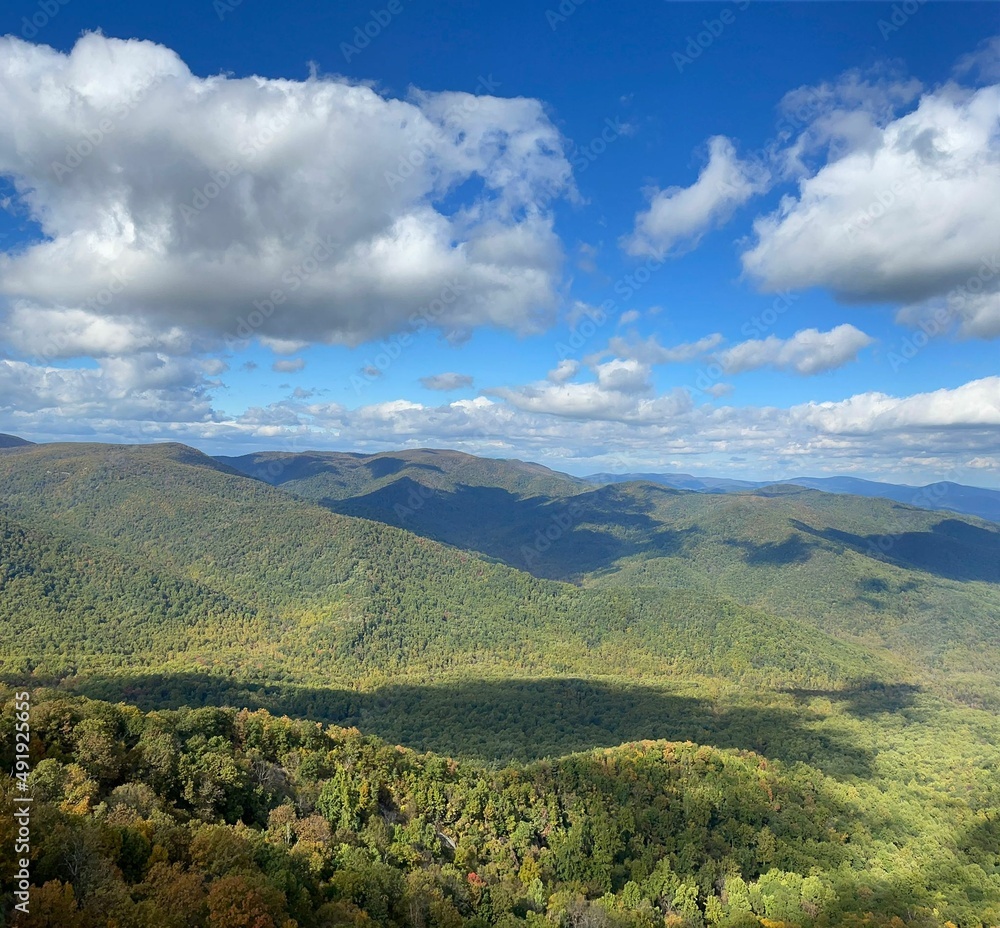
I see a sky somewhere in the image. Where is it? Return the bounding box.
[0,1,998,484]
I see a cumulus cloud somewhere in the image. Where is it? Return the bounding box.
[488,357,691,423]
[719,324,874,375]
[547,359,579,383]
[895,265,1000,339]
[4,304,195,361]
[419,372,474,391]
[742,80,1000,322]
[624,136,769,258]
[5,348,999,484]
[272,358,306,373]
[0,33,574,353]
[603,332,723,365]
[795,376,1000,433]
[0,355,219,435]
[776,71,923,177]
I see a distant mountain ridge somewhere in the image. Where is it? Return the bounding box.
[3,435,996,521]
[586,471,1000,523]
[0,433,34,449]
[218,447,588,499]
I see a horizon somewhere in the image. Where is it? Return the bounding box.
[1,2,999,488]
[5,429,1000,492]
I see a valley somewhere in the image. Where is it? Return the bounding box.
[1,438,999,926]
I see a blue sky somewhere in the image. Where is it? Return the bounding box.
[0,1,998,484]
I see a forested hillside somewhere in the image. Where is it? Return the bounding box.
[1,440,999,926]
[2,688,999,928]
[0,442,883,691]
[212,446,1000,709]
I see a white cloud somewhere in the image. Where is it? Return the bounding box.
[955,35,1000,83]
[289,375,1000,480]
[0,34,574,352]
[272,358,306,373]
[487,381,691,423]
[624,136,769,258]
[776,71,923,178]
[896,282,1000,340]
[603,332,723,365]
[5,351,1000,485]
[618,309,641,326]
[260,337,309,356]
[564,301,604,329]
[547,359,579,383]
[419,372,474,391]
[0,355,218,433]
[487,358,690,423]
[719,324,874,375]
[4,304,195,360]
[594,358,650,393]
[742,80,1000,320]
[796,376,1000,433]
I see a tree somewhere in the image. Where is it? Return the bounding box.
[207,875,281,928]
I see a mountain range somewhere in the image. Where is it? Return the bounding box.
[1,435,999,925]
[587,471,1000,524]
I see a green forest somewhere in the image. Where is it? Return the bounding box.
[1,441,998,927]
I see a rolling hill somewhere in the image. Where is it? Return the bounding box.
[209,446,1000,707]
[2,439,1000,925]
[0,441,884,693]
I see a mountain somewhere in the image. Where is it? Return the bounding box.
[3,439,1000,924]
[208,448,1000,709]
[0,440,878,691]
[219,447,604,576]
[218,446,587,499]
[586,471,759,492]
[778,475,1000,524]
[587,469,1000,523]
[0,432,33,449]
